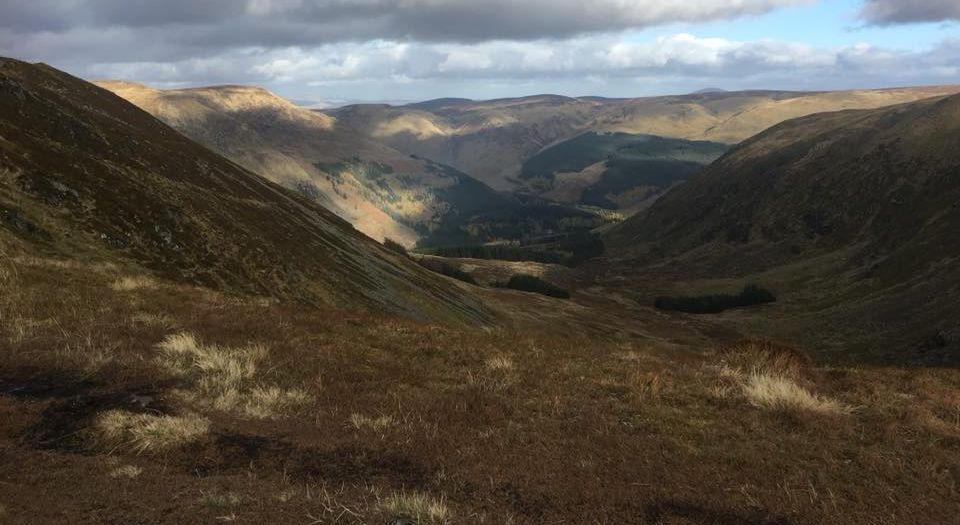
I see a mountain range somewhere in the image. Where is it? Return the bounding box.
[98,81,960,250]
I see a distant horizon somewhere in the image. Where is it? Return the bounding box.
[288,81,960,108]
[77,67,960,108]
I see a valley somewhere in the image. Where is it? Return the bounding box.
[100,80,960,257]
[2,55,960,525]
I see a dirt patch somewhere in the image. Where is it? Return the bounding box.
[1,368,170,453]
[182,432,432,487]
[643,499,797,525]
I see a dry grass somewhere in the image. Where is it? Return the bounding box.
[743,373,853,415]
[712,341,852,415]
[484,355,515,371]
[718,339,809,378]
[200,490,244,508]
[130,312,174,327]
[111,276,156,291]
[379,491,452,525]
[109,464,143,479]
[349,413,396,432]
[91,410,210,453]
[243,386,311,419]
[5,257,960,524]
[155,332,309,419]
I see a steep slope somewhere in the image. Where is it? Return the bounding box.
[328,86,960,191]
[96,81,508,247]
[0,58,494,324]
[604,95,960,360]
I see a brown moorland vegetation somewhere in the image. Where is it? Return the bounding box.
[2,255,959,524]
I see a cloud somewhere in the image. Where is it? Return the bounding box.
[0,0,956,102]
[0,0,808,44]
[860,0,960,25]
[64,34,960,101]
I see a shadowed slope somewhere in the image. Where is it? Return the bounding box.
[0,58,495,324]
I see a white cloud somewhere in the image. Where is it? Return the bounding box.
[72,33,960,100]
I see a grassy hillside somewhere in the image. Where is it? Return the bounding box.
[602,94,960,361]
[0,58,493,325]
[2,255,960,524]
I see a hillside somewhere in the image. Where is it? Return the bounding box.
[603,94,960,361]
[517,132,728,213]
[96,81,511,247]
[0,58,493,324]
[328,86,960,191]
[5,249,960,524]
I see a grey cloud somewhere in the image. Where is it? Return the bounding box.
[860,0,960,24]
[0,0,807,42]
[0,0,812,77]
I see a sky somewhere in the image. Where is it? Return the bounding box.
[0,0,958,105]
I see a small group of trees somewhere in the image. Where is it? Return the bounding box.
[495,274,571,299]
[382,238,410,257]
[427,231,605,267]
[654,284,776,314]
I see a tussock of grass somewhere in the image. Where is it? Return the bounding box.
[92,410,209,453]
[349,413,396,432]
[743,373,853,415]
[244,386,311,419]
[111,276,156,291]
[464,355,520,392]
[484,355,515,371]
[155,332,310,419]
[130,312,174,327]
[719,340,809,378]
[200,490,244,508]
[379,491,452,525]
[712,340,851,415]
[109,465,143,479]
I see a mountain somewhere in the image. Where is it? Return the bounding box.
[0,58,494,324]
[327,86,960,192]
[604,94,960,361]
[404,98,475,111]
[95,81,509,247]
[98,81,618,249]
